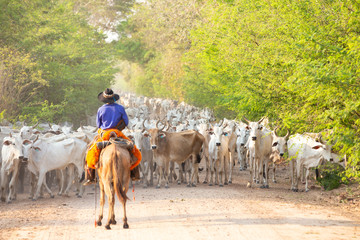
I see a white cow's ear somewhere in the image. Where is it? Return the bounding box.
[33,147,41,151]
[312,145,323,150]
[3,140,12,146]
[159,133,166,139]
[23,140,32,145]
[144,133,149,137]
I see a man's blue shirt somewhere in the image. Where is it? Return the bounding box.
[96,103,129,129]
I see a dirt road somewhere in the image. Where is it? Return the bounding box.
[0,166,359,240]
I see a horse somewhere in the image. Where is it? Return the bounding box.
[95,138,131,230]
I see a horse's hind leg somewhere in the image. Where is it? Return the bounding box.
[122,199,129,229]
[104,182,115,230]
[96,181,105,227]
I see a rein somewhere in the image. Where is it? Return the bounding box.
[94,171,97,227]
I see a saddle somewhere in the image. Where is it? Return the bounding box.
[96,138,134,151]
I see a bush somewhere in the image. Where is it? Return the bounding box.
[317,162,347,191]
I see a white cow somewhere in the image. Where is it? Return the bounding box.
[131,128,154,188]
[208,124,230,187]
[1,133,24,203]
[244,117,273,188]
[287,133,333,192]
[22,136,87,200]
[269,127,290,183]
[197,123,211,184]
[235,125,250,171]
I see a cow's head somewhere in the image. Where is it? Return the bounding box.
[272,127,290,157]
[22,136,41,161]
[311,143,333,162]
[209,124,229,147]
[20,122,39,139]
[2,134,24,161]
[243,116,265,141]
[144,127,166,150]
[236,127,250,146]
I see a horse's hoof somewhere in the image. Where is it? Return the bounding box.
[123,223,129,229]
[110,219,117,225]
[105,225,111,230]
[209,183,213,186]
[203,181,208,184]
[97,221,102,226]
[228,180,232,184]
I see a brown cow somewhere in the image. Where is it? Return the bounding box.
[145,128,204,188]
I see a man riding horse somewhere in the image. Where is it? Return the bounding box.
[84,88,141,185]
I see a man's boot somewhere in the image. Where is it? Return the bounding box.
[130,165,140,181]
[83,168,96,186]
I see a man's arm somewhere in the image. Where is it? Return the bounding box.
[120,106,129,126]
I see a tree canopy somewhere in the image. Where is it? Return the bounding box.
[117,0,360,181]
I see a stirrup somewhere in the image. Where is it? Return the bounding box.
[83,179,96,186]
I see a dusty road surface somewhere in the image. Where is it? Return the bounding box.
[0,165,359,240]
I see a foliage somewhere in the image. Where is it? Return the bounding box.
[317,163,348,191]
[0,0,117,125]
[119,0,360,181]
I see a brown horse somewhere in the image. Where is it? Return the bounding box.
[96,140,131,230]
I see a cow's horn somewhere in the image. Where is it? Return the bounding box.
[243,116,250,124]
[156,120,160,129]
[258,117,265,124]
[274,126,279,137]
[164,121,170,131]
[142,119,147,130]
[48,123,52,128]
[285,129,290,140]
[33,122,39,128]
[159,121,166,131]
[218,119,223,127]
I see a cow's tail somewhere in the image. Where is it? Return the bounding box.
[112,150,130,202]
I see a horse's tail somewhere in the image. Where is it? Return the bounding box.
[112,149,130,202]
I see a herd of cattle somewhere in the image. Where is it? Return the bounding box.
[0,92,345,203]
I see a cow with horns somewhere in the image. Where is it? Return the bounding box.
[243,116,273,188]
[144,121,204,188]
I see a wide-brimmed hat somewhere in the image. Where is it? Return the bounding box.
[97,88,120,103]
